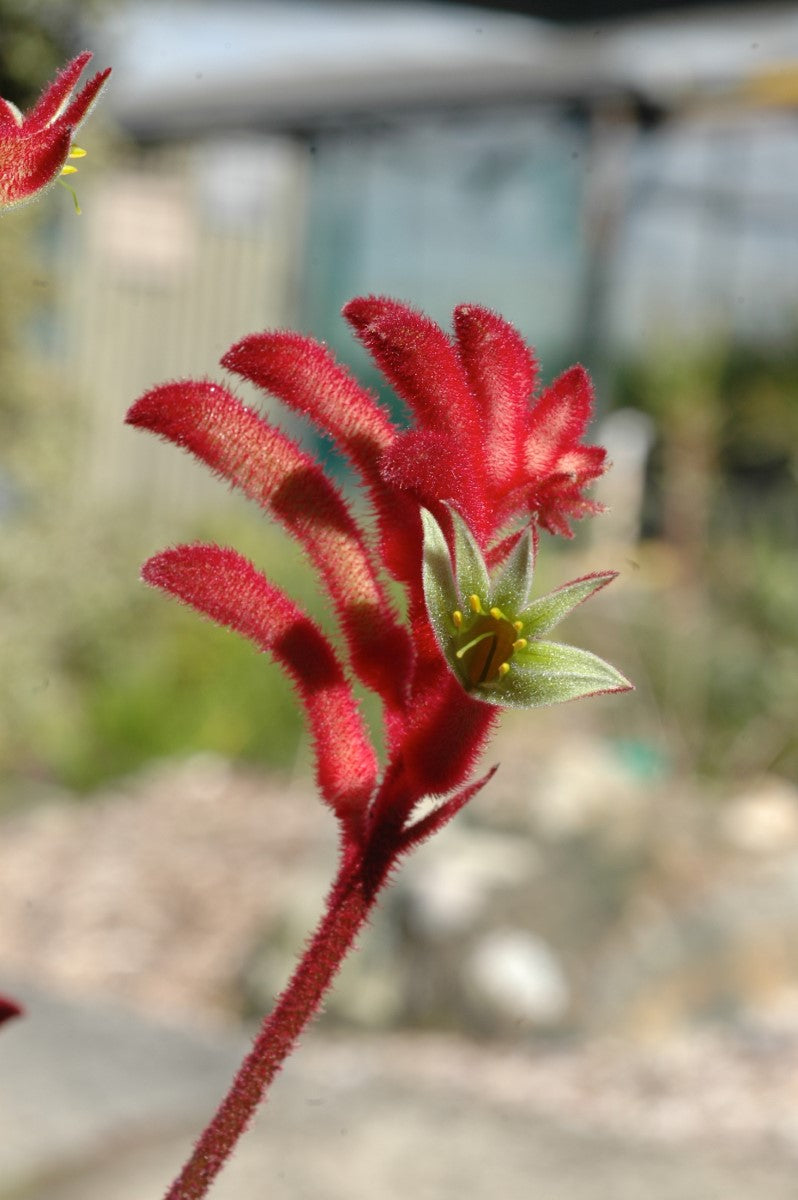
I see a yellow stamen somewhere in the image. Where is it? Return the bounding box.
[489,606,504,620]
[468,594,483,614]
[498,662,510,677]
[513,620,523,632]
[68,146,87,159]
[513,638,527,651]
[60,165,78,176]
[452,610,463,628]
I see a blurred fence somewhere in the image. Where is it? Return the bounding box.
[56,137,308,529]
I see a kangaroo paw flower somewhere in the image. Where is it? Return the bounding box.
[422,505,631,707]
[0,51,110,212]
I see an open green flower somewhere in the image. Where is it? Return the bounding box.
[421,506,631,708]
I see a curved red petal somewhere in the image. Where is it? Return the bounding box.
[0,124,71,207]
[222,331,396,486]
[60,66,112,130]
[453,304,537,497]
[127,380,414,710]
[25,52,93,130]
[143,544,379,821]
[343,295,479,441]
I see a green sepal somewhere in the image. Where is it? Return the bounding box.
[420,507,459,660]
[491,528,535,614]
[447,505,490,601]
[519,572,617,639]
[480,639,632,709]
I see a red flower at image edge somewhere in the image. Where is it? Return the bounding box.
[0,51,110,211]
[0,993,22,1028]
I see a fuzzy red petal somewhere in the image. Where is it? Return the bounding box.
[525,365,593,476]
[398,765,498,853]
[343,296,479,439]
[25,52,94,130]
[221,332,396,489]
[59,66,112,130]
[220,331,429,594]
[402,678,498,798]
[0,124,71,207]
[143,545,378,822]
[453,304,537,501]
[380,429,482,513]
[521,365,607,536]
[126,381,413,709]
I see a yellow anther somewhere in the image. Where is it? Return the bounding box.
[498,662,510,677]
[452,610,463,628]
[60,165,78,176]
[513,620,523,632]
[512,638,528,651]
[489,606,504,620]
[468,594,483,614]
[68,146,87,159]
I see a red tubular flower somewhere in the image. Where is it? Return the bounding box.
[0,51,110,212]
[143,545,378,830]
[126,380,413,719]
[127,297,630,1200]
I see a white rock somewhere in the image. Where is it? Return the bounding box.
[402,828,539,939]
[720,777,798,854]
[464,929,569,1026]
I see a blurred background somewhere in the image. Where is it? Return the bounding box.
[2,1,798,1197]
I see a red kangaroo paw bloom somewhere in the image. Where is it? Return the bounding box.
[0,51,110,211]
[143,545,378,827]
[128,298,630,1200]
[344,296,606,547]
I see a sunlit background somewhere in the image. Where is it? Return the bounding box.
[2,1,798,1197]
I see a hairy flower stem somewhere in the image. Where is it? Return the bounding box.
[163,828,397,1200]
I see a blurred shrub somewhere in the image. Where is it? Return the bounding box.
[0,508,317,798]
[608,342,798,783]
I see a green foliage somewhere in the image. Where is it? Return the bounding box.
[0,506,315,798]
[0,0,107,105]
[606,341,798,783]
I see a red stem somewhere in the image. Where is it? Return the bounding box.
[163,850,385,1200]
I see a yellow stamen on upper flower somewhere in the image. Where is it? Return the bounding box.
[452,610,463,628]
[454,607,520,688]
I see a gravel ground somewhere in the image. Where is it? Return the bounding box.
[4,755,798,1198]
[3,989,798,1200]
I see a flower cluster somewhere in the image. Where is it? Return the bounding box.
[0,52,110,212]
[128,295,630,1199]
[127,297,629,841]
